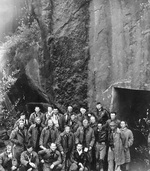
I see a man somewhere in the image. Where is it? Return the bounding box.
[64,106,74,125]
[90,116,97,134]
[107,112,120,129]
[69,144,89,171]
[120,121,134,171]
[40,119,59,150]
[20,144,39,171]
[51,108,65,132]
[42,106,53,127]
[75,119,95,168]
[96,102,109,125]
[10,120,28,163]
[13,113,29,130]
[76,108,87,123]
[0,144,18,171]
[68,114,81,133]
[95,122,108,171]
[38,143,62,171]
[29,107,43,126]
[28,117,43,152]
[107,121,125,171]
[57,125,75,171]
[89,116,97,170]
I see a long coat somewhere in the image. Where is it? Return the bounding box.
[28,124,43,151]
[39,126,59,148]
[108,130,125,166]
[10,127,28,147]
[121,128,134,163]
[75,126,95,148]
[57,131,75,153]
[10,127,28,161]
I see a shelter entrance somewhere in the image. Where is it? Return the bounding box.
[111,87,150,170]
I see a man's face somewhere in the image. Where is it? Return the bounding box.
[35,107,40,113]
[68,106,73,112]
[35,117,41,125]
[27,147,33,153]
[77,144,82,151]
[90,116,96,124]
[96,104,102,110]
[19,122,24,129]
[53,109,58,115]
[48,120,53,127]
[83,120,88,128]
[65,126,70,134]
[48,107,52,113]
[110,113,116,120]
[98,123,102,129]
[20,115,25,120]
[120,121,126,129]
[50,143,57,151]
[6,145,12,154]
[71,114,75,121]
[80,108,86,114]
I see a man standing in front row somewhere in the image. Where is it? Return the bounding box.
[57,125,75,171]
[10,120,28,164]
[120,121,134,171]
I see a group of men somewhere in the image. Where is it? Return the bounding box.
[0,102,134,171]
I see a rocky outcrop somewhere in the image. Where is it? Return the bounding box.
[88,0,150,110]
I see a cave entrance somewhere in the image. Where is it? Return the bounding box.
[111,87,150,170]
[111,87,150,129]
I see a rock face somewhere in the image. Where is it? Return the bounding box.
[88,0,150,111]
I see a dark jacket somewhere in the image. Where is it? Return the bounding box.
[41,112,52,127]
[21,151,39,168]
[76,113,88,123]
[57,131,75,153]
[95,126,107,143]
[29,112,44,126]
[39,126,59,148]
[75,126,95,148]
[28,124,43,150]
[10,127,28,148]
[96,108,110,124]
[68,120,81,133]
[64,112,73,125]
[71,150,89,166]
[38,149,62,165]
[0,151,13,170]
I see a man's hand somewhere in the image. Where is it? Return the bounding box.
[29,162,36,168]
[61,151,64,155]
[41,159,44,163]
[79,163,84,168]
[50,164,54,169]
[40,146,47,150]
[117,128,121,133]
[11,166,17,170]
[89,146,92,151]
[27,168,32,171]
[8,153,13,159]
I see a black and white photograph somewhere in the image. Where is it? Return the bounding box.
[0,0,149,171]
